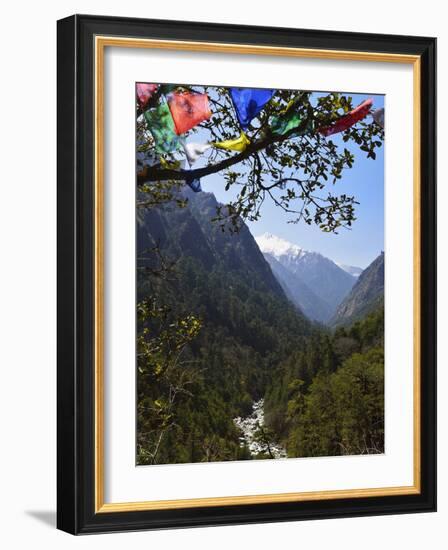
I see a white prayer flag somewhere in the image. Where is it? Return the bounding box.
[181,140,212,166]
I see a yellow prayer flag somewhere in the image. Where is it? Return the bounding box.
[213,132,250,153]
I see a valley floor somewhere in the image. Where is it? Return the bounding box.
[234,399,287,459]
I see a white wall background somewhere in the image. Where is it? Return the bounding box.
[0,0,443,547]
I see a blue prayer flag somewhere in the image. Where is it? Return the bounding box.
[229,88,275,130]
[185,175,202,193]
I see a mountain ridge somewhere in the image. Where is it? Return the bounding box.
[337,263,363,277]
[255,233,356,323]
[262,252,334,322]
[331,252,384,326]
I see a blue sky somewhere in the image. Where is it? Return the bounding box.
[197,91,384,269]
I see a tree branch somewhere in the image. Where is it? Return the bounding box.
[137,117,312,186]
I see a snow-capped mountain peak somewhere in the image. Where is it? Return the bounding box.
[255,233,306,260]
[254,232,358,323]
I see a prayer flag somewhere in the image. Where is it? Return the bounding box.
[168,92,212,135]
[270,97,315,136]
[185,175,202,192]
[372,108,384,128]
[181,140,211,166]
[213,132,250,153]
[270,99,314,137]
[136,83,158,108]
[318,98,373,137]
[144,102,182,154]
[229,88,275,129]
[270,110,303,136]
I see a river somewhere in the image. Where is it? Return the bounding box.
[233,398,287,459]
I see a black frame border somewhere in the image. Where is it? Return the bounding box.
[57,14,436,535]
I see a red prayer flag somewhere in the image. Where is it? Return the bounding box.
[318,98,373,137]
[136,83,158,108]
[168,92,212,135]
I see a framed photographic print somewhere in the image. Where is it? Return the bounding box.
[57,14,436,534]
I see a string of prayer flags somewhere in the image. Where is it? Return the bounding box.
[136,83,158,108]
[229,88,275,130]
[213,132,250,153]
[144,102,182,154]
[372,108,384,128]
[181,140,212,166]
[168,91,212,135]
[318,98,373,137]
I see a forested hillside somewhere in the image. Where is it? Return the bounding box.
[137,190,384,464]
[331,252,384,326]
[264,307,384,457]
[137,190,313,465]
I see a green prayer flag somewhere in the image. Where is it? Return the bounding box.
[144,102,181,154]
[270,99,314,137]
[271,110,303,136]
